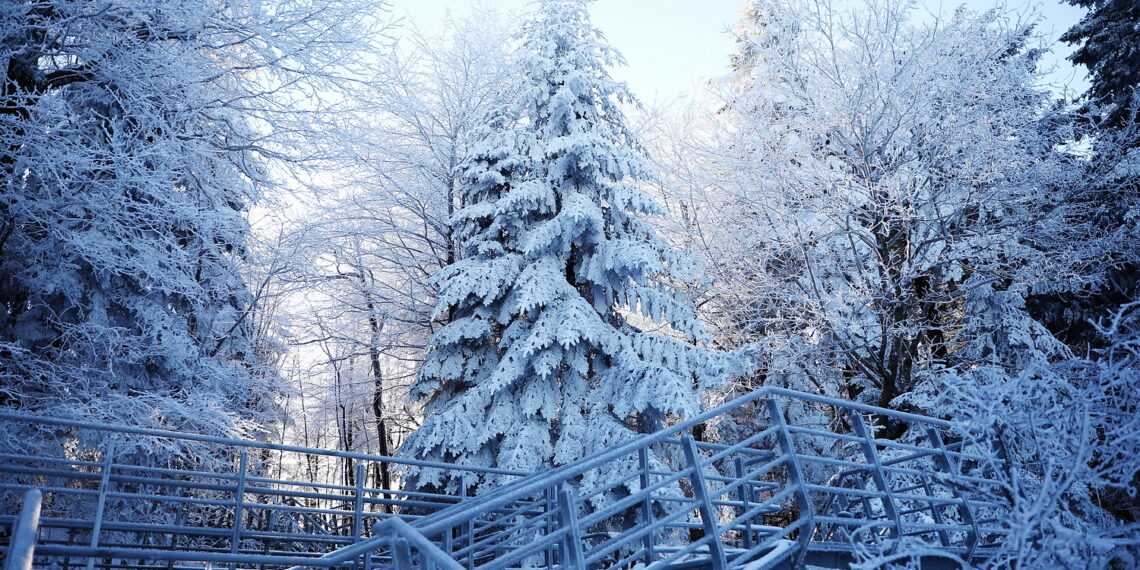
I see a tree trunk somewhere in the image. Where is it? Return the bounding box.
[359,271,393,514]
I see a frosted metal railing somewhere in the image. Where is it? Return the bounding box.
[3,489,42,570]
[1,387,1015,569]
[0,411,528,569]
[295,387,1014,569]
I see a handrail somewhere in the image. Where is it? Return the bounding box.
[410,385,959,538]
[3,489,42,570]
[285,517,463,569]
[0,410,524,478]
[27,519,460,569]
[378,386,1011,569]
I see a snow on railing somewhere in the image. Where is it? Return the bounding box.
[3,489,41,570]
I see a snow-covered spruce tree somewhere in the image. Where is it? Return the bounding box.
[0,0,373,459]
[1061,0,1140,132]
[1029,0,1140,353]
[402,0,738,493]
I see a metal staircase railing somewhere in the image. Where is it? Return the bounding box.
[290,387,1014,569]
[3,489,41,570]
[1,387,1015,569]
[0,411,528,569]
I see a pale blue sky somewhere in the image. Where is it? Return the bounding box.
[392,0,1090,103]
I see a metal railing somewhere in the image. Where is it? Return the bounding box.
[0,411,527,569]
[292,387,1014,569]
[3,489,41,570]
[1,387,1015,569]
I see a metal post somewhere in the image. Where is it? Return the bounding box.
[168,495,185,570]
[555,485,585,568]
[991,425,1018,500]
[459,475,473,570]
[4,489,42,570]
[735,456,753,552]
[362,513,375,570]
[442,490,455,559]
[542,486,556,568]
[851,472,875,521]
[766,398,813,568]
[353,462,366,541]
[919,476,951,547]
[681,436,727,570]
[231,449,249,556]
[828,489,855,542]
[849,411,901,542]
[392,536,413,567]
[639,446,656,564]
[927,428,978,557]
[86,441,116,570]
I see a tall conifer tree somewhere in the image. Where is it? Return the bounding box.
[404,0,736,491]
